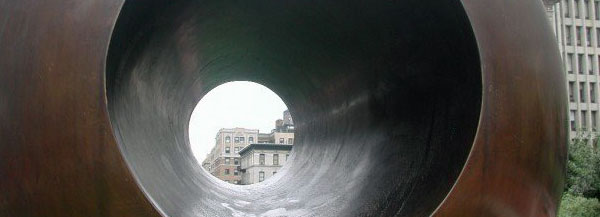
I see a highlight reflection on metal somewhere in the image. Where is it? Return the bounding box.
[0,0,566,216]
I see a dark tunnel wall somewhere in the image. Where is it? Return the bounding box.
[106,0,481,216]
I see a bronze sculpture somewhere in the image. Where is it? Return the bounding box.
[0,0,567,216]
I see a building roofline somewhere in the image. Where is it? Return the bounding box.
[238,143,293,156]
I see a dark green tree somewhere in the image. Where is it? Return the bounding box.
[558,194,600,217]
[565,137,600,198]
[558,134,600,217]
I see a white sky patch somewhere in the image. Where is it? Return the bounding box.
[189,81,288,162]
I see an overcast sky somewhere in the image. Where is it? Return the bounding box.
[188,81,288,162]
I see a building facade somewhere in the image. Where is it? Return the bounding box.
[257,111,295,145]
[202,128,259,184]
[201,110,295,184]
[547,0,600,142]
[239,143,293,185]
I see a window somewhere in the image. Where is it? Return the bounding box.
[582,110,588,130]
[273,154,279,165]
[286,154,289,161]
[248,137,254,143]
[225,136,231,143]
[234,137,240,143]
[580,82,587,102]
[570,82,576,102]
[589,55,595,74]
[567,0,572,17]
[567,54,574,73]
[273,171,277,175]
[578,54,584,74]
[240,137,245,143]
[597,28,600,47]
[586,0,591,19]
[225,157,230,165]
[259,171,265,182]
[593,111,598,130]
[587,27,592,46]
[259,154,265,165]
[591,83,597,103]
[279,138,285,144]
[571,110,577,131]
[225,147,230,154]
[234,158,239,165]
[234,147,239,153]
[596,1,600,20]
[288,138,293,144]
[598,55,600,73]
[225,169,230,175]
[576,0,581,18]
[566,26,573,46]
[577,27,582,46]
[234,169,239,176]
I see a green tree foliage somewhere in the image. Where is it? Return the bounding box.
[558,194,600,217]
[558,136,600,217]
[565,138,600,198]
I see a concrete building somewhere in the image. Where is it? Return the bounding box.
[201,110,295,184]
[238,143,293,184]
[202,128,259,184]
[546,0,600,142]
[257,111,295,145]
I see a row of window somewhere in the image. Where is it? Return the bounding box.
[568,81,598,103]
[224,146,244,154]
[570,109,599,131]
[223,157,240,165]
[224,136,254,144]
[223,168,239,176]
[258,154,287,166]
[222,154,290,166]
[565,53,600,75]
[564,25,600,48]
[221,169,278,182]
[257,171,277,182]
[279,138,293,144]
[564,0,600,20]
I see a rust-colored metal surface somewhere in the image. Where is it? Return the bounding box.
[0,0,566,216]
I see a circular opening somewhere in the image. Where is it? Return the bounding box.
[188,81,294,185]
[106,0,482,216]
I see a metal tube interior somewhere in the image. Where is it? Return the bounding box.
[106,0,482,216]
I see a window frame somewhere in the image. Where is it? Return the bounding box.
[570,110,577,131]
[259,171,265,182]
[259,154,265,165]
[590,82,597,103]
[580,82,587,102]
